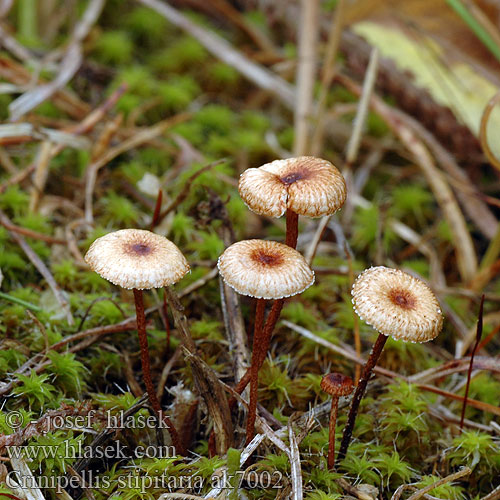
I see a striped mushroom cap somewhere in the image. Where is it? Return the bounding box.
[84,229,189,290]
[321,373,354,397]
[238,156,346,218]
[351,266,443,343]
[217,239,314,299]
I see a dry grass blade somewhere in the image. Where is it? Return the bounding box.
[294,0,319,156]
[219,222,249,383]
[29,141,52,212]
[338,74,478,283]
[7,452,46,500]
[337,478,376,500]
[84,113,190,223]
[481,484,500,500]
[0,123,90,149]
[311,0,346,155]
[479,82,500,174]
[405,467,471,500]
[407,90,498,240]
[288,422,303,500]
[0,0,13,18]
[8,0,105,121]
[182,346,233,455]
[139,0,295,107]
[0,56,90,118]
[285,320,500,416]
[389,218,446,287]
[0,208,74,325]
[345,47,379,165]
[166,288,233,454]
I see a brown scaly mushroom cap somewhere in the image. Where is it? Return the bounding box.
[84,229,189,290]
[351,266,443,343]
[238,156,347,218]
[321,373,354,397]
[217,239,314,299]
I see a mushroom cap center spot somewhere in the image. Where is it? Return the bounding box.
[251,250,283,266]
[389,288,416,310]
[280,172,304,185]
[129,243,152,256]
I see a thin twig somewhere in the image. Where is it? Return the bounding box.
[0,217,65,244]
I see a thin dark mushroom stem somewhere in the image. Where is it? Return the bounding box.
[285,208,299,248]
[132,289,184,455]
[327,396,339,470]
[245,298,266,443]
[232,298,285,398]
[337,332,388,462]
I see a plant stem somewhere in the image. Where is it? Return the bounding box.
[327,396,339,470]
[285,209,299,248]
[337,333,388,462]
[245,298,266,444]
[132,289,184,455]
[460,294,484,429]
[0,291,42,311]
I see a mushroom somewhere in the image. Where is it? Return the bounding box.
[320,373,354,469]
[217,239,314,442]
[337,266,443,462]
[84,228,189,454]
[238,156,346,248]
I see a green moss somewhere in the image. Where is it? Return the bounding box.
[190,319,223,341]
[0,93,12,120]
[93,31,134,65]
[157,76,201,112]
[149,37,208,74]
[125,6,170,45]
[47,351,88,397]
[391,184,434,225]
[12,371,58,411]
[0,185,30,215]
[113,66,156,96]
[99,192,138,226]
[208,62,240,86]
[195,105,236,135]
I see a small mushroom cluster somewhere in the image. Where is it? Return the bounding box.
[219,156,347,443]
[83,155,444,465]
